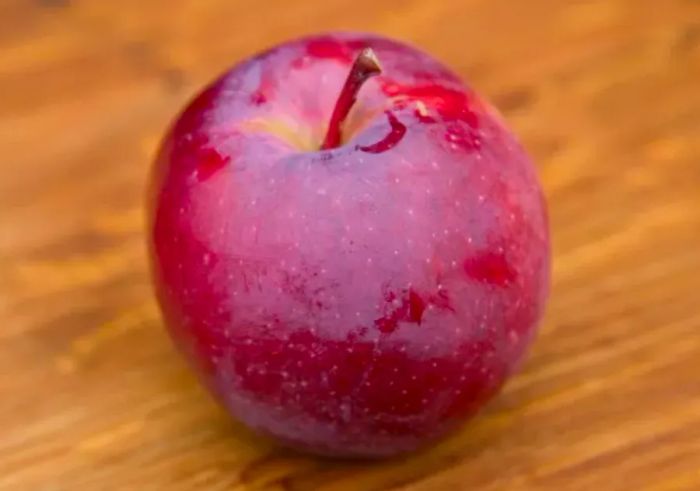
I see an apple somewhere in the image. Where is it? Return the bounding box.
[148,33,550,458]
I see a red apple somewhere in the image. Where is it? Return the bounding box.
[149,33,550,458]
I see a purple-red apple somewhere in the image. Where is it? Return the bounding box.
[148,33,550,457]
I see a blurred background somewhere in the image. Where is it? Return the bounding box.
[1,1,699,490]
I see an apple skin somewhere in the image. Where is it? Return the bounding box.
[148,33,550,458]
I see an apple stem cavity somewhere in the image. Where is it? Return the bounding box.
[320,47,382,150]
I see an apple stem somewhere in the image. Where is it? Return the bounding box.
[320,47,382,150]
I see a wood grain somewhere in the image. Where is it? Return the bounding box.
[1,0,699,489]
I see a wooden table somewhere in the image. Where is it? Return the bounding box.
[1,1,699,489]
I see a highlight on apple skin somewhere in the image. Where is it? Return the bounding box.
[148,32,550,458]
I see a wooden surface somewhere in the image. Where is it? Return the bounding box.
[1,0,699,489]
